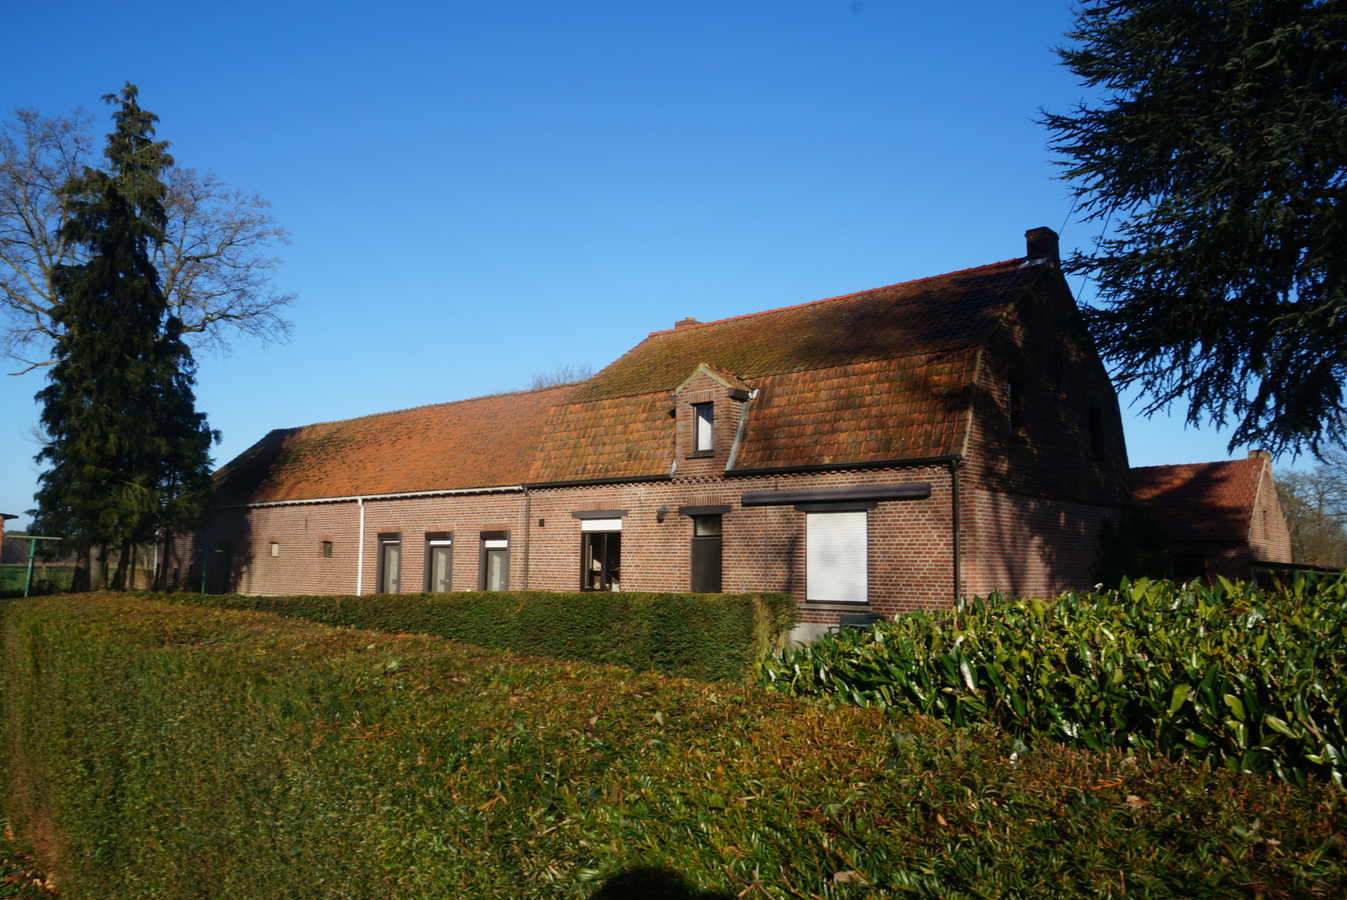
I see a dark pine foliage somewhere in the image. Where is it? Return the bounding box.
[32,85,216,589]
[1043,0,1347,457]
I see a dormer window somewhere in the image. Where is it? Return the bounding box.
[694,402,714,452]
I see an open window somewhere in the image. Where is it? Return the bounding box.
[581,518,622,591]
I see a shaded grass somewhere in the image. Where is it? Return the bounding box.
[4,593,1345,899]
[0,566,74,597]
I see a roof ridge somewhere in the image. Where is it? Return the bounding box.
[1130,459,1259,472]
[645,257,1025,338]
[278,382,580,433]
[559,347,975,405]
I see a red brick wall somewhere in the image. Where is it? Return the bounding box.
[174,469,1126,628]
[1249,460,1293,564]
[960,485,1114,598]
[965,270,1132,508]
[173,467,961,624]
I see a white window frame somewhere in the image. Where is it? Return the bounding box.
[694,402,714,452]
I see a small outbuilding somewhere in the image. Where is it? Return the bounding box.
[1130,453,1294,583]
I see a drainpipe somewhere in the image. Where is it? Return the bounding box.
[523,486,531,590]
[949,459,962,602]
[356,497,366,595]
[723,389,757,473]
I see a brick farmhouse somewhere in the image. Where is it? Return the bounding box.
[168,227,1285,641]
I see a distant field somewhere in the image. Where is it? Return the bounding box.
[0,563,75,594]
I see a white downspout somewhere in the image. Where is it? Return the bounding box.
[356,497,366,595]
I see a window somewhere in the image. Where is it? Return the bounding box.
[479,531,510,591]
[1089,406,1104,458]
[1008,380,1023,434]
[377,532,401,593]
[581,521,622,591]
[690,514,722,593]
[425,532,452,592]
[693,402,714,452]
[321,540,333,558]
[270,541,279,558]
[806,511,868,604]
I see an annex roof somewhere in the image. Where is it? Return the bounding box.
[1130,458,1267,543]
[212,384,576,504]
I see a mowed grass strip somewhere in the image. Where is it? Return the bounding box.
[4,593,1344,899]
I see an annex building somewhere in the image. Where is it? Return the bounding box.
[170,228,1164,640]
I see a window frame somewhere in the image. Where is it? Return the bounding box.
[692,401,714,454]
[690,514,723,593]
[424,531,453,592]
[479,530,510,591]
[580,527,622,592]
[376,532,402,594]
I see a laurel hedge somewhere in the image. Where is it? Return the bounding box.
[757,575,1347,786]
[167,589,796,683]
[3,594,1344,898]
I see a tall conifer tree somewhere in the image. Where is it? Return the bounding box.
[32,84,216,590]
[1043,0,1347,457]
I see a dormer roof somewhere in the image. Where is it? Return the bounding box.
[671,362,753,397]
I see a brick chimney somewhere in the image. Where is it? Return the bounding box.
[675,317,700,329]
[1025,227,1060,266]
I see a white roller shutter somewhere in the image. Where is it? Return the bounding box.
[580,517,623,532]
[806,510,868,604]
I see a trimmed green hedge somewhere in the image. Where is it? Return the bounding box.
[757,575,1347,786]
[166,589,796,682]
[4,594,1345,898]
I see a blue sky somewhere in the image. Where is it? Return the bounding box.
[0,1,1281,529]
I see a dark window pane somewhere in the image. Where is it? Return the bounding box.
[691,514,723,593]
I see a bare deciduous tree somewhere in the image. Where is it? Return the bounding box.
[528,363,592,390]
[0,106,293,372]
[1278,450,1347,568]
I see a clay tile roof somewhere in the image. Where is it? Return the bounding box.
[1130,458,1266,542]
[530,258,1040,481]
[213,384,578,504]
[214,255,1057,501]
